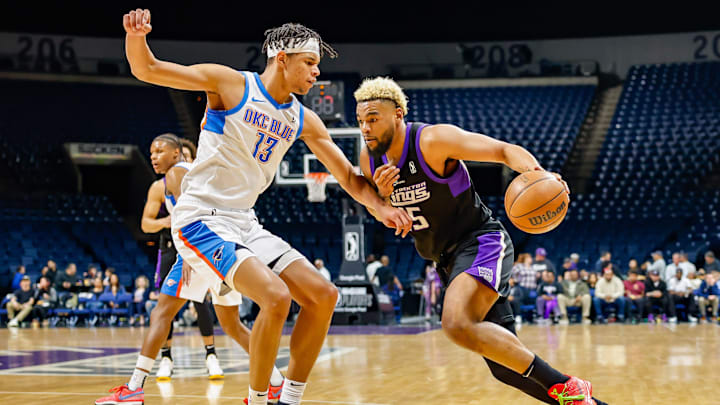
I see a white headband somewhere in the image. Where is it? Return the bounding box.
[267,37,320,58]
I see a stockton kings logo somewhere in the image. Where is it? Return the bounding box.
[344,232,359,261]
[476,266,495,284]
[212,246,225,267]
[528,201,567,226]
[390,181,430,207]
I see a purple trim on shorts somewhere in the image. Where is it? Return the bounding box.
[381,123,412,167]
[414,124,472,197]
[369,153,376,177]
[154,249,162,288]
[463,232,504,292]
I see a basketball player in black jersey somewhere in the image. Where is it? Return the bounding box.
[355,78,607,405]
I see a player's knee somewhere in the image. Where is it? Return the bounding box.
[261,285,292,318]
[315,282,339,312]
[441,313,473,343]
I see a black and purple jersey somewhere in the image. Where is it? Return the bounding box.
[369,122,492,262]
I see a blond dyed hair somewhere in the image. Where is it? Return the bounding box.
[354,77,409,115]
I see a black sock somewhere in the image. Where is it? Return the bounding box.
[161,347,172,361]
[205,344,216,357]
[523,355,569,389]
[593,398,607,405]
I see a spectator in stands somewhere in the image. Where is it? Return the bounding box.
[104,273,127,309]
[687,271,702,292]
[532,247,556,276]
[31,275,57,327]
[680,252,697,276]
[145,289,160,319]
[512,253,536,290]
[587,273,599,290]
[593,265,626,323]
[645,269,676,323]
[623,270,646,323]
[6,276,35,327]
[507,276,526,325]
[664,253,682,283]
[570,253,580,269]
[11,265,26,291]
[561,258,574,274]
[423,263,442,320]
[313,259,332,282]
[83,264,100,287]
[46,260,58,286]
[103,267,116,287]
[365,254,382,287]
[667,267,698,322]
[55,263,81,308]
[535,271,563,324]
[697,272,719,323]
[703,251,720,273]
[579,269,590,283]
[374,255,403,293]
[131,275,150,326]
[558,268,591,325]
[645,251,666,281]
[594,251,611,274]
[86,276,106,311]
[627,259,643,277]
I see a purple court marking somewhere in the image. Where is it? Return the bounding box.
[0,347,137,370]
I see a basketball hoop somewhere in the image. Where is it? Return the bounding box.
[304,172,329,202]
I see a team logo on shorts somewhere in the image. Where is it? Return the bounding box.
[213,246,225,267]
[166,279,176,287]
[476,266,495,284]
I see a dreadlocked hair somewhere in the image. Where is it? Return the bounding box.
[262,23,338,59]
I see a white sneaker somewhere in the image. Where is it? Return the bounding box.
[7,319,19,327]
[582,318,592,325]
[514,315,522,324]
[558,318,570,325]
[206,354,224,380]
[668,317,678,324]
[156,357,173,381]
[688,315,698,323]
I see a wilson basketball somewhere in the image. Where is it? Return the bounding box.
[504,171,569,234]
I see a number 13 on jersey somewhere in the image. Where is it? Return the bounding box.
[252,131,279,163]
[403,207,429,231]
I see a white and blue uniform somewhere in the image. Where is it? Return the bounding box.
[166,71,307,303]
[160,161,244,306]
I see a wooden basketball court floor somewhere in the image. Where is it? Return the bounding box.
[1,322,718,404]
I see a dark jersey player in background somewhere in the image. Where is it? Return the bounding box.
[356,77,607,405]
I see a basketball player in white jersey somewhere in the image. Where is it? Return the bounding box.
[95,9,411,405]
[138,133,285,392]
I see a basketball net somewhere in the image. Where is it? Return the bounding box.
[304,172,329,202]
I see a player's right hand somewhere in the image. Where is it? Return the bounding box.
[123,9,152,36]
[377,204,412,237]
[182,260,194,287]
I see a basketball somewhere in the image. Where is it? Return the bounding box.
[504,171,569,234]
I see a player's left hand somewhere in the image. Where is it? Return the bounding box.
[376,204,412,237]
[182,260,194,286]
[373,162,399,198]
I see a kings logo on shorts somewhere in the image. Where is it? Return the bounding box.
[212,246,225,267]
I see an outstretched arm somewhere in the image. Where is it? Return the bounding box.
[301,108,412,236]
[123,8,242,94]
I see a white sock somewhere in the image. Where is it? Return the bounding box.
[270,366,284,386]
[248,387,269,405]
[279,378,306,405]
[128,368,149,391]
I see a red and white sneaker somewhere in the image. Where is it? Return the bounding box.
[95,384,144,405]
[548,376,595,405]
[242,381,283,404]
[268,380,283,402]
